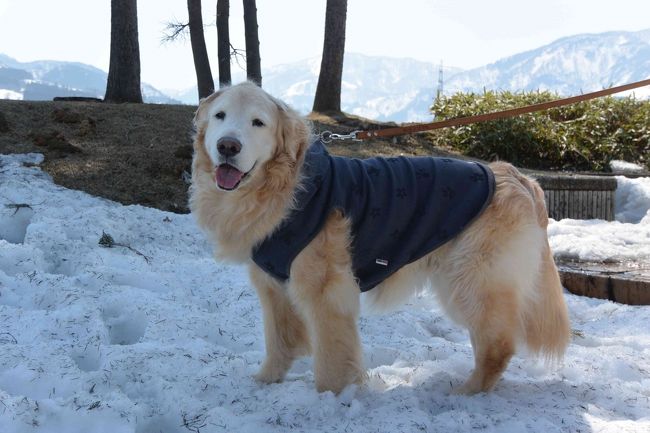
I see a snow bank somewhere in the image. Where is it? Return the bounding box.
[1,153,650,432]
[0,89,23,100]
[609,160,646,175]
[615,175,650,223]
[548,175,650,263]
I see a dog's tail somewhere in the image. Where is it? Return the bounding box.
[522,180,570,363]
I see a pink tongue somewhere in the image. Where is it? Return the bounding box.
[216,164,244,190]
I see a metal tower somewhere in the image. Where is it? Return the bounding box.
[436,60,444,100]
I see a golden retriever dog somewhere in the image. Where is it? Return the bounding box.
[190,82,570,395]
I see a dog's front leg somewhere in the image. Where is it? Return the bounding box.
[296,284,365,394]
[250,265,310,384]
[289,213,366,393]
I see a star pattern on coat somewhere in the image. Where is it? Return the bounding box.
[442,186,454,199]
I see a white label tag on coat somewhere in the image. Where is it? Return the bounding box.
[375,258,388,266]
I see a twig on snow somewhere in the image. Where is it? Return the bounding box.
[4,202,43,215]
[181,412,208,433]
[0,333,18,344]
[98,231,152,264]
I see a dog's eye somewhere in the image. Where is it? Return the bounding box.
[215,111,225,120]
[252,118,265,127]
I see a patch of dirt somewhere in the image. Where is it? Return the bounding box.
[0,111,9,133]
[0,100,462,213]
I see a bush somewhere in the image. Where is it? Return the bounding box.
[430,90,650,171]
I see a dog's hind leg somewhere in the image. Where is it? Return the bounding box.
[250,266,310,384]
[456,290,518,394]
[443,234,533,395]
[289,212,365,394]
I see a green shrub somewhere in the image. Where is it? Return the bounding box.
[430,91,650,171]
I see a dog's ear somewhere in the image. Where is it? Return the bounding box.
[272,97,311,163]
[193,88,225,127]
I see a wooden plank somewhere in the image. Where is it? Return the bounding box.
[560,268,650,305]
[539,182,616,221]
[577,190,584,219]
[535,174,617,191]
[561,190,567,219]
[548,190,555,218]
[613,278,650,305]
[559,270,610,300]
[606,190,613,221]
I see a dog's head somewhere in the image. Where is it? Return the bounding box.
[192,82,309,193]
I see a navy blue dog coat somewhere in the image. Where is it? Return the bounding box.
[253,140,495,292]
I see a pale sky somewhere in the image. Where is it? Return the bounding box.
[0,0,648,91]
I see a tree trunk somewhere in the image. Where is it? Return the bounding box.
[243,0,261,86]
[105,0,143,103]
[313,0,347,113]
[216,0,231,87]
[188,0,214,99]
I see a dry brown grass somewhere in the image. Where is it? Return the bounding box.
[0,100,461,213]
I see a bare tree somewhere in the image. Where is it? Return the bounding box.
[105,0,143,103]
[313,0,347,113]
[164,0,236,89]
[188,0,214,98]
[162,21,188,42]
[242,0,261,86]
[217,0,232,87]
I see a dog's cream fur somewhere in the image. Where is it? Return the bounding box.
[190,82,571,394]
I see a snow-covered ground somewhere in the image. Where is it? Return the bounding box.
[0,89,23,100]
[1,153,649,433]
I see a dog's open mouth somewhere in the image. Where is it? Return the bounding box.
[215,163,251,191]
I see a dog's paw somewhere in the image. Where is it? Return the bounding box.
[452,377,490,395]
[315,367,367,394]
[451,383,480,396]
[254,362,287,384]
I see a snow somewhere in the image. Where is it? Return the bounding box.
[610,160,647,174]
[1,153,650,433]
[0,89,23,100]
[615,176,650,223]
[548,176,650,263]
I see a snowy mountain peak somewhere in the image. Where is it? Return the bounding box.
[0,54,179,104]
[247,53,461,122]
[446,28,650,97]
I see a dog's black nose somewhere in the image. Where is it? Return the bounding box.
[217,137,242,157]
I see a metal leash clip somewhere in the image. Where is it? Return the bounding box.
[320,130,362,143]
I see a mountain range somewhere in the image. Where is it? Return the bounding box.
[0,54,178,104]
[445,29,650,98]
[2,28,649,121]
[170,55,461,122]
